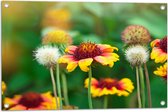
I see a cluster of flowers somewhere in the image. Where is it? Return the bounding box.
[151,37,167,79]
[1,8,167,110]
[122,25,167,108]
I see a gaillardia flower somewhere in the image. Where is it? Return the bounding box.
[150,36,167,63]
[2,81,6,95]
[125,45,149,66]
[121,25,151,45]
[154,63,167,79]
[84,77,134,97]
[42,30,72,45]
[34,45,60,67]
[4,92,60,110]
[59,42,119,72]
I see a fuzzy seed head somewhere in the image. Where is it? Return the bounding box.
[34,46,60,67]
[122,25,151,45]
[125,45,149,66]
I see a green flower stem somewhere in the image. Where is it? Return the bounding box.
[136,66,142,108]
[144,63,152,108]
[139,66,145,108]
[103,96,108,109]
[49,67,59,109]
[88,66,93,109]
[61,73,69,106]
[56,63,63,109]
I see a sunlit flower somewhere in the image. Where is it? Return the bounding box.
[41,8,71,30]
[2,81,6,95]
[84,77,134,97]
[122,25,151,45]
[4,92,59,110]
[34,45,60,67]
[59,42,119,72]
[154,63,167,79]
[42,30,72,45]
[150,36,167,63]
[125,45,149,66]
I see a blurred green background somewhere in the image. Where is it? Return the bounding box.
[1,1,167,109]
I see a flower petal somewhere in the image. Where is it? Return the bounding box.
[66,61,78,72]
[94,56,108,65]
[84,78,98,88]
[98,44,118,53]
[58,55,74,64]
[9,105,27,110]
[78,58,93,72]
[151,48,167,63]
[116,78,134,96]
[4,95,21,106]
[150,39,160,48]
[65,46,77,54]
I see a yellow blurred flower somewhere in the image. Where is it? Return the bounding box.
[84,77,134,97]
[154,63,167,79]
[41,8,71,30]
[59,42,119,72]
[150,36,167,63]
[42,30,72,45]
[4,92,60,110]
[2,81,6,95]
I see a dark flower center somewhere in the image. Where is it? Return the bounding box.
[18,92,44,108]
[159,36,167,53]
[74,42,102,60]
[97,78,123,90]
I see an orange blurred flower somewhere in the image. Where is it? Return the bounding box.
[41,8,71,30]
[150,36,167,63]
[59,42,119,72]
[84,77,134,97]
[4,92,59,110]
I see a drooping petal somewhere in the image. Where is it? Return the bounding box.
[66,61,78,72]
[65,45,77,54]
[78,58,93,72]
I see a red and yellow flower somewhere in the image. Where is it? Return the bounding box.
[84,77,134,97]
[58,42,119,72]
[150,36,167,63]
[4,92,59,110]
[154,63,167,79]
